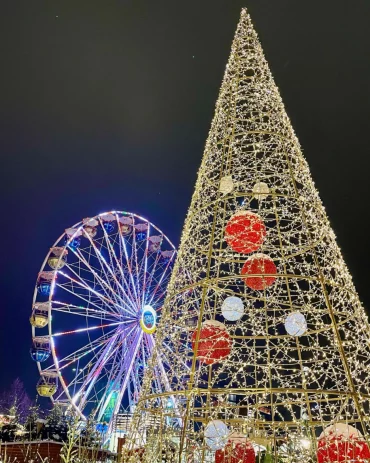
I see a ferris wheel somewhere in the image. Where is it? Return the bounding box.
[30,211,177,431]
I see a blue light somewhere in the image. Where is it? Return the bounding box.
[69,237,81,250]
[30,347,51,362]
[37,282,51,296]
[103,222,115,233]
[96,423,108,433]
[136,232,146,241]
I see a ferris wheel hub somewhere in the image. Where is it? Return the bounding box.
[140,305,157,334]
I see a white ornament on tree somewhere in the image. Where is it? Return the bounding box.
[252,181,269,200]
[204,420,229,451]
[221,296,244,321]
[219,175,234,194]
[285,312,307,336]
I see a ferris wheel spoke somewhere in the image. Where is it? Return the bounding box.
[56,270,123,317]
[146,254,175,307]
[131,222,144,306]
[106,326,144,432]
[95,332,136,421]
[117,225,140,307]
[71,330,122,408]
[52,301,119,322]
[53,282,118,319]
[82,231,138,315]
[53,320,128,337]
[94,346,127,420]
[114,215,138,308]
[100,215,140,313]
[76,324,137,411]
[139,223,151,309]
[73,247,136,315]
[48,329,117,372]
[142,251,161,303]
[66,251,120,310]
[64,342,120,397]
[77,245,135,315]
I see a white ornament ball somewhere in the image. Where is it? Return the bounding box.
[285,312,307,336]
[252,181,269,200]
[219,175,234,194]
[204,420,229,451]
[221,296,244,321]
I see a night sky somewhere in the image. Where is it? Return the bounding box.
[1,0,370,399]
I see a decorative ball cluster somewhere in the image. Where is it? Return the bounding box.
[192,205,309,363]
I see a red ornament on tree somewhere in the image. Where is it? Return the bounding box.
[225,211,266,254]
[191,320,232,365]
[215,436,255,463]
[317,425,370,463]
[241,253,277,290]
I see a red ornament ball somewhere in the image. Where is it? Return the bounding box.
[225,211,266,254]
[317,427,370,463]
[215,438,255,463]
[191,320,232,365]
[241,253,277,290]
[317,436,370,463]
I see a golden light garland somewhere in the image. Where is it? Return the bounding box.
[123,8,370,462]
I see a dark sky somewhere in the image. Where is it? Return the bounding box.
[1,0,369,399]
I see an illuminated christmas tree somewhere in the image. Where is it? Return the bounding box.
[124,9,370,463]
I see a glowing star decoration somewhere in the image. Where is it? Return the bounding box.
[241,253,277,290]
[225,211,266,254]
[204,420,229,451]
[191,320,232,365]
[221,296,244,321]
[215,434,255,463]
[219,175,234,194]
[140,305,157,334]
[317,424,370,463]
[284,312,307,336]
[252,181,270,200]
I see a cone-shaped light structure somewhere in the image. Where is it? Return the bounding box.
[124,9,370,462]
